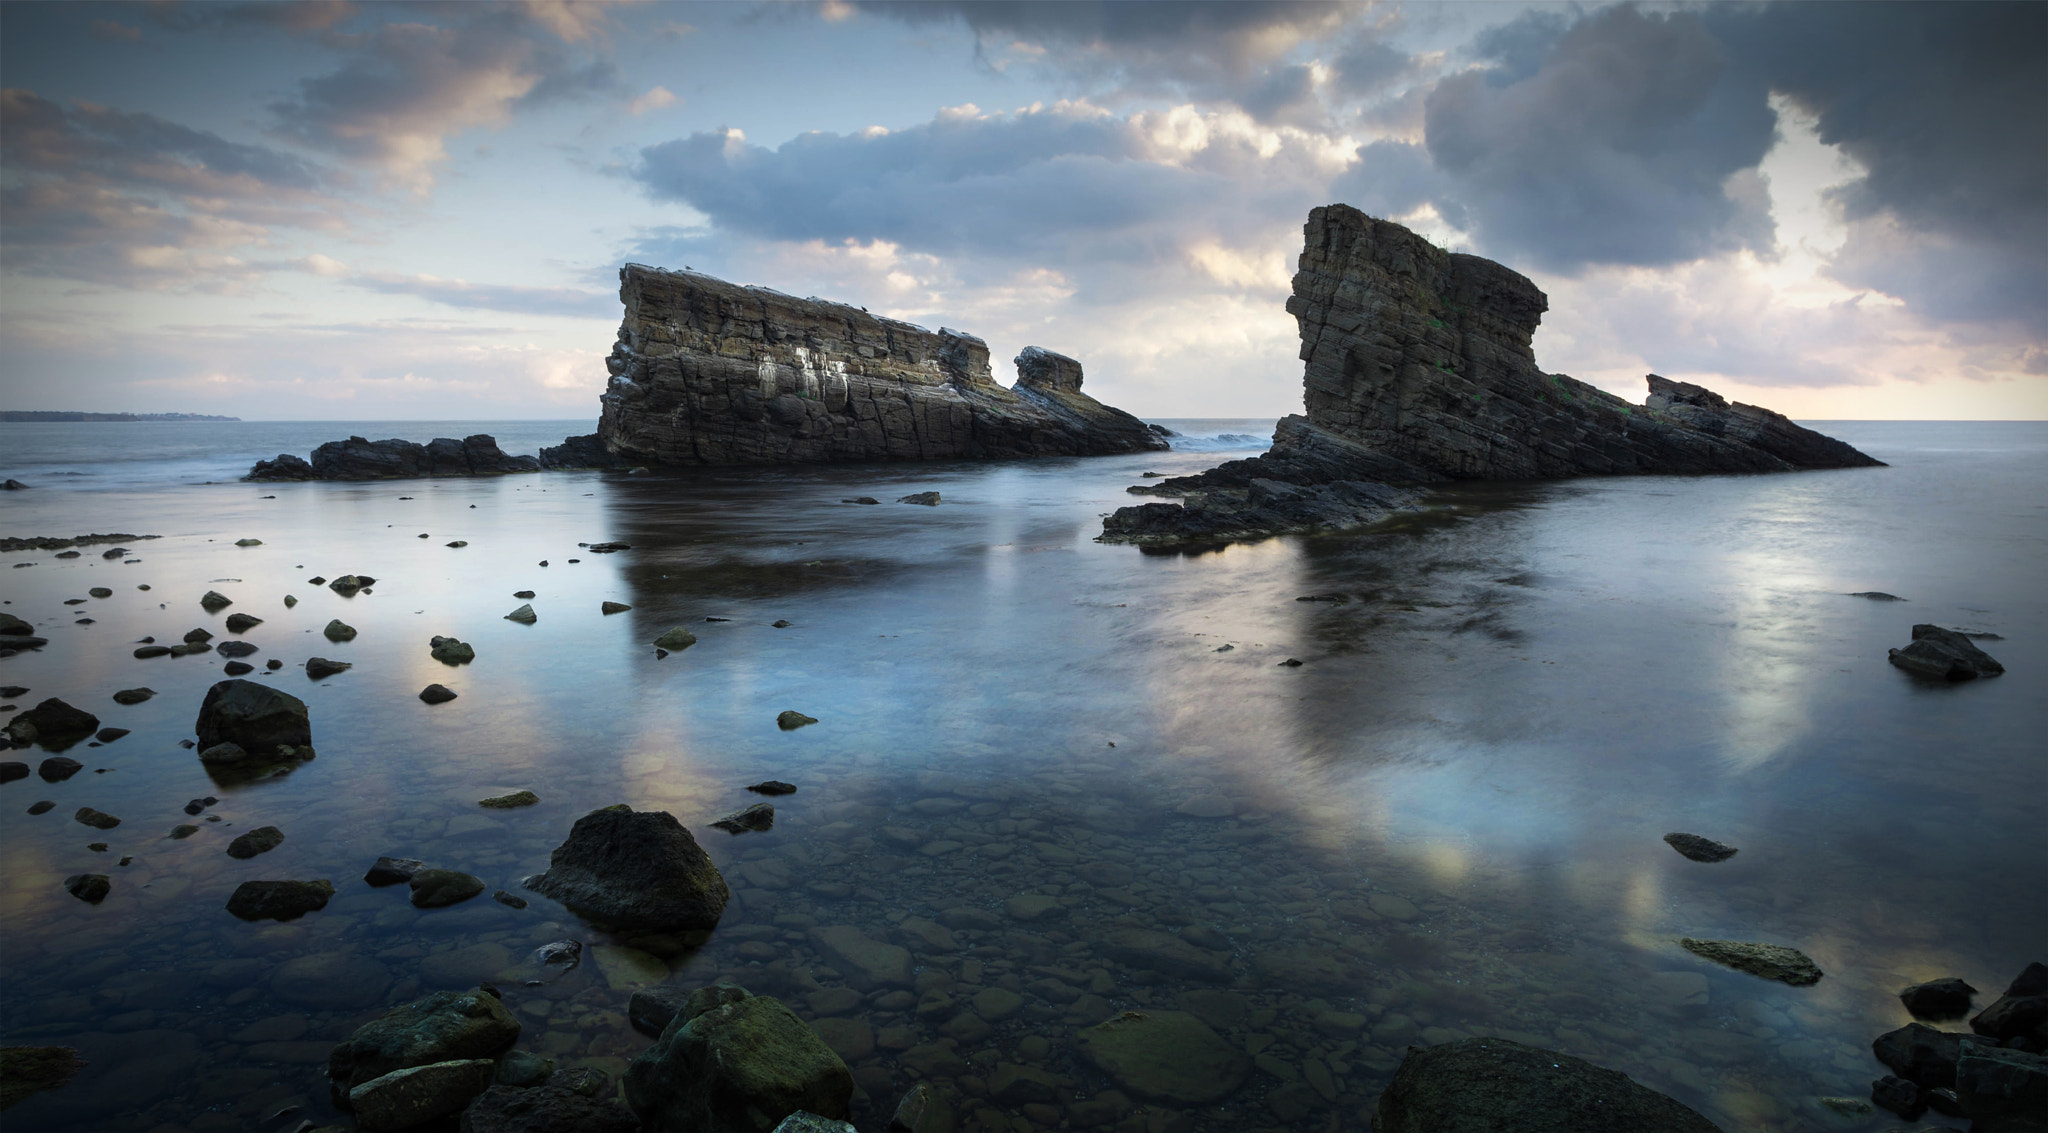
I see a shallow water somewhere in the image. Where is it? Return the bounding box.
[0,419,2041,1131]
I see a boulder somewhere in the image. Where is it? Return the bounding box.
[1678,938,1822,985]
[349,1059,496,1130]
[201,590,233,612]
[430,636,475,664]
[459,1072,642,1133]
[1901,977,1979,1020]
[419,684,458,705]
[64,873,111,903]
[1663,832,1738,862]
[224,613,263,633]
[601,601,632,615]
[195,679,311,751]
[226,826,285,859]
[506,604,537,624]
[111,687,155,705]
[711,803,774,833]
[324,619,358,642]
[1874,1022,1970,1089]
[1373,1037,1723,1132]
[328,988,521,1095]
[526,805,730,931]
[306,657,352,679]
[776,710,817,730]
[1971,962,2048,1044]
[1889,624,2006,680]
[594,265,1165,466]
[225,879,334,921]
[366,857,427,887]
[1076,1009,1249,1105]
[652,627,696,651]
[1954,1043,2048,1130]
[4,699,100,745]
[623,991,854,1133]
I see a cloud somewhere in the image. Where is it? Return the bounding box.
[632,100,1352,278]
[267,10,624,191]
[347,269,614,317]
[1420,5,1778,272]
[1704,2,2047,333]
[628,86,677,115]
[0,88,345,286]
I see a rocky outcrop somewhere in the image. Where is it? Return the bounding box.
[595,264,1167,464]
[1105,205,1882,542]
[249,433,543,480]
[1889,624,2007,680]
[1374,1037,1724,1132]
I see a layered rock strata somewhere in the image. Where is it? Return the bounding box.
[1104,204,1882,543]
[595,264,1167,463]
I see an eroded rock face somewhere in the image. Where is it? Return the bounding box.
[596,265,1166,465]
[1374,1037,1724,1132]
[1289,206,1882,478]
[1107,206,1882,542]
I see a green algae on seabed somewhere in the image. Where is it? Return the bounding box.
[0,1046,86,1109]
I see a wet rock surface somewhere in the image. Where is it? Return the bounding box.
[1105,206,1880,542]
[249,434,545,481]
[1678,938,1823,986]
[527,805,730,931]
[623,988,854,1133]
[195,679,311,752]
[1374,1036,1725,1132]
[225,878,334,921]
[596,264,1166,465]
[1889,623,2007,680]
[4,698,100,745]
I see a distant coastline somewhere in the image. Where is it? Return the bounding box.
[0,411,241,422]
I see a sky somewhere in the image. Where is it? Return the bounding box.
[1,0,2042,422]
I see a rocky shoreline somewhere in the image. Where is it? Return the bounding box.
[1101,206,1884,544]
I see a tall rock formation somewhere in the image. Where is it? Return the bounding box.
[1103,205,1882,542]
[595,264,1166,464]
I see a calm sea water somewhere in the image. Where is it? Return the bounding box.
[0,419,2040,1132]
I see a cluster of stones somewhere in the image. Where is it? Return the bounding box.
[594,264,1168,465]
[1103,204,1884,543]
[1868,964,2047,1123]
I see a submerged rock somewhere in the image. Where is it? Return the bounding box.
[411,870,486,908]
[226,826,285,859]
[526,805,730,932]
[1076,1009,1249,1105]
[328,987,521,1096]
[366,856,427,887]
[460,1071,641,1133]
[711,803,774,833]
[63,873,111,904]
[1889,623,2006,680]
[349,1059,495,1130]
[0,1045,88,1109]
[1679,938,1823,985]
[623,989,854,1133]
[1374,1036,1724,1132]
[110,687,155,705]
[480,790,539,809]
[225,879,334,921]
[897,491,941,506]
[651,627,696,651]
[1663,832,1739,862]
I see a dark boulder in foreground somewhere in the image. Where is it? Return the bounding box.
[1889,624,2006,680]
[1374,1036,1724,1132]
[526,806,729,932]
[195,679,310,752]
[1972,961,2048,1045]
[328,987,521,1096]
[596,264,1166,466]
[623,986,853,1133]
[248,433,543,481]
[1104,206,1882,543]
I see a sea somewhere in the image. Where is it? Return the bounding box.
[0,417,2042,1132]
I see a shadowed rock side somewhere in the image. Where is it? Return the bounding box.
[595,264,1168,464]
[1104,204,1882,543]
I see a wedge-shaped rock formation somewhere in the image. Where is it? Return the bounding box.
[1106,205,1881,543]
[596,264,1167,464]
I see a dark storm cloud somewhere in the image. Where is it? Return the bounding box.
[1420,4,1778,272]
[1705,2,2047,331]
[0,88,343,284]
[634,110,1215,261]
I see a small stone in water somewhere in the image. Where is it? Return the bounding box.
[1663,832,1739,862]
[746,780,797,796]
[419,683,458,704]
[712,803,774,833]
[479,790,538,808]
[776,710,818,730]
